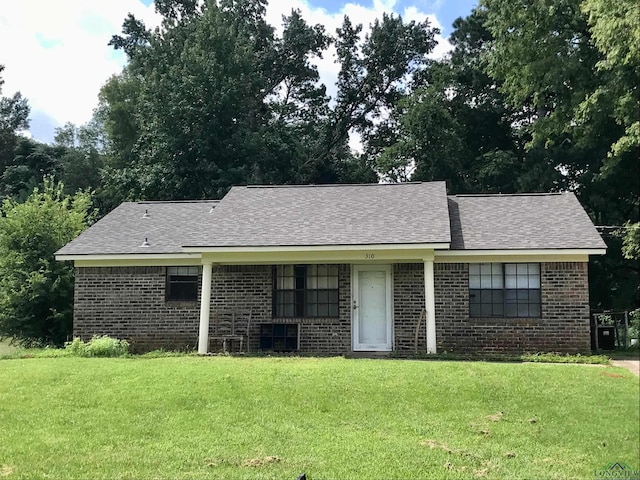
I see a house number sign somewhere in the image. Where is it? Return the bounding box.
[365,253,375,260]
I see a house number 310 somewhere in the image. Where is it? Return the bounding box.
[365,253,375,260]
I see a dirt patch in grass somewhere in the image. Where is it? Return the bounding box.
[420,439,455,454]
[419,439,478,459]
[242,456,280,467]
[486,411,504,422]
[0,465,14,477]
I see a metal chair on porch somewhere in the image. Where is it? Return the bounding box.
[210,309,252,353]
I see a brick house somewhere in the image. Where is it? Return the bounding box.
[55,182,606,355]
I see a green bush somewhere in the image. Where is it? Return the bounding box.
[64,336,129,357]
[0,180,93,346]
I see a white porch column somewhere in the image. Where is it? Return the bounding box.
[424,256,437,354]
[198,262,213,354]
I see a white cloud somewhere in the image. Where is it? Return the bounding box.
[0,0,450,142]
[0,0,161,137]
[266,0,451,104]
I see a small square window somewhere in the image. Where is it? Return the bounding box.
[166,266,199,301]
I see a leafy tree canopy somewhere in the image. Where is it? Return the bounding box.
[0,65,31,181]
[99,0,437,201]
[0,180,94,346]
[479,0,638,308]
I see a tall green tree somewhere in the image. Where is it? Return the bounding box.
[99,0,436,201]
[375,2,637,309]
[53,121,105,197]
[0,138,66,200]
[480,0,638,309]
[580,0,640,276]
[0,65,30,182]
[0,180,93,346]
[372,9,539,193]
[580,0,639,159]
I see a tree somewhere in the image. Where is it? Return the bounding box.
[0,65,30,181]
[622,223,640,261]
[375,86,466,186]
[479,0,638,309]
[580,0,639,159]
[579,1,639,305]
[99,0,437,201]
[372,9,535,193]
[101,0,333,200]
[53,121,105,197]
[0,137,64,199]
[0,180,93,346]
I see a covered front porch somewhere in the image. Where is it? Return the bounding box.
[191,246,443,355]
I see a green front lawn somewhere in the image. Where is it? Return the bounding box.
[0,357,638,479]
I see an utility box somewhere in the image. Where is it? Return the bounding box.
[597,326,616,350]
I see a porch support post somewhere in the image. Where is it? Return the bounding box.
[424,255,437,354]
[198,262,213,354]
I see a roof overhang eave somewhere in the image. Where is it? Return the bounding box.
[438,248,606,256]
[181,242,451,253]
[55,252,202,262]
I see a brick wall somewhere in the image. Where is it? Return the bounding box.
[74,264,352,354]
[73,266,201,352]
[435,262,591,354]
[209,264,351,354]
[73,261,591,354]
[393,263,426,353]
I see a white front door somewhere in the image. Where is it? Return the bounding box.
[352,265,393,351]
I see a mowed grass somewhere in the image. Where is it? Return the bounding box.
[0,357,638,479]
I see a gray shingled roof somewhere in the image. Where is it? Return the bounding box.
[447,193,606,250]
[186,182,451,247]
[56,183,605,256]
[56,201,219,255]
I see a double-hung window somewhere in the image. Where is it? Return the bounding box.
[469,263,541,318]
[273,265,339,318]
[166,266,199,301]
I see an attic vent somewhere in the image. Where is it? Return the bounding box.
[142,209,150,219]
[140,237,150,247]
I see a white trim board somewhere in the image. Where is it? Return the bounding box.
[435,249,604,263]
[59,247,605,267]
[66,255,202,267]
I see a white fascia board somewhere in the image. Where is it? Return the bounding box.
[183,243,451,253]
[57,253,202,267]
[435,248,606,263]
[195,243,449,264]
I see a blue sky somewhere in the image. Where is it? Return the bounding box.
[303,0,478,35]
[0,0,477,144]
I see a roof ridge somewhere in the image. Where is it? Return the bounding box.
[450,192,564,198]
[243,182,439,189]
[136,200,221,204]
